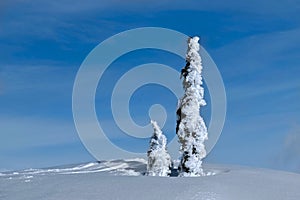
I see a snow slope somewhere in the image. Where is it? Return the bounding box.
[1,159,300,200]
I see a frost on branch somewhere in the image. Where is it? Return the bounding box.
[147,120,172,177]
[176,36,208,176]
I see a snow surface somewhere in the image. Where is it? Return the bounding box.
[1,159,300,200]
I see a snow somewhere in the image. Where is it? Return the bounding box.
[1,159,300,200]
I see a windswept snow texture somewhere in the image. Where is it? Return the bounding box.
[1,159,300,200]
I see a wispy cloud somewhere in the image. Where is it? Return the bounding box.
[213,28,300,101]
[0,116,78,151]
[0,64,74,95]
[2,0,299,40]
[0,114,82,168]
[5,0,300,15]
[0,66,72,130]
[214,28,300,76]
[206,27,300,170]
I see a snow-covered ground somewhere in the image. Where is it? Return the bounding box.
[1,158,300,200]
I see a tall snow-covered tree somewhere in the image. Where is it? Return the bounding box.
[176,36,208,176]
[147,120,172,176]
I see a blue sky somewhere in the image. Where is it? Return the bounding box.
[0,0,299,172]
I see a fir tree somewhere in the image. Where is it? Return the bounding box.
[147,120,172,176]
[176,36,208,176]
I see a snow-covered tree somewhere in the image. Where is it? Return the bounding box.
[176,36,208,176]
[147,120,172,176]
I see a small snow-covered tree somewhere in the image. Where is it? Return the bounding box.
[147,120,172,176]
[176,36,208,176]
